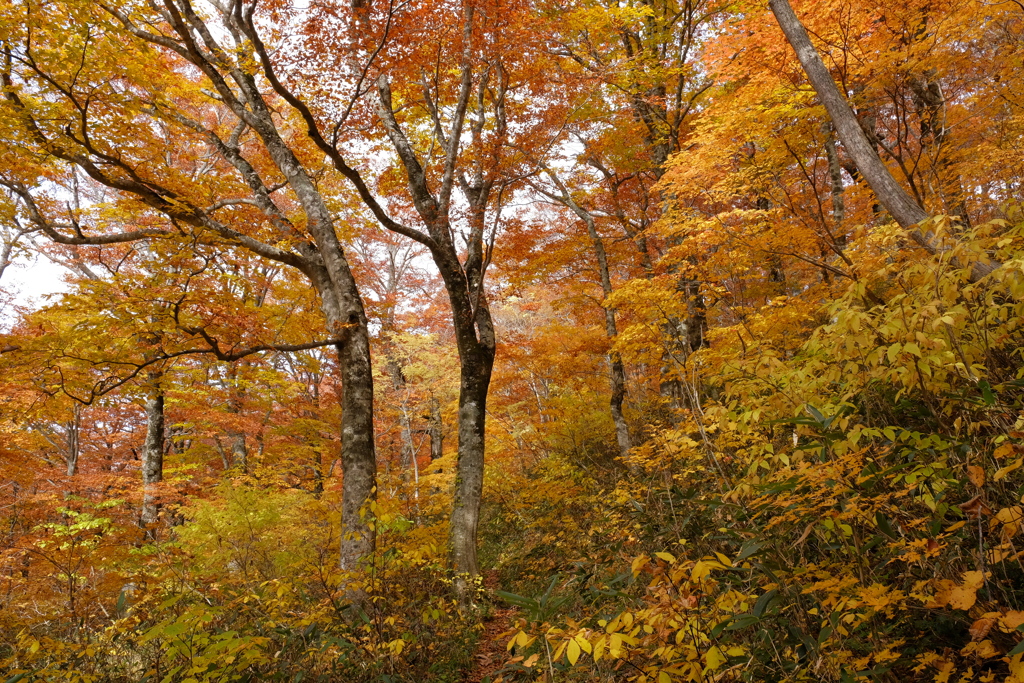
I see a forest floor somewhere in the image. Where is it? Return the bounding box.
[464,571,517,683]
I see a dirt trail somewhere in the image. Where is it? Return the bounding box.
[463,572,517,683]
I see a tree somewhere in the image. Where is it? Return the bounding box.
[767,0,998,282]
[0,0,377,571]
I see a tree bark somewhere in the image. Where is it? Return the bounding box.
[428,396,444,465]
[140,388,164,535]
[768,0,997,282]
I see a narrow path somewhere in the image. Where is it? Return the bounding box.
[464,571,517,683]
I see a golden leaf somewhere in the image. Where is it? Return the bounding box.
[1002,611,1024,631]
[969,617,996,641]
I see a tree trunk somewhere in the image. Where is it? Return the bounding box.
[428,396,444,465]
[540,169,632,457]
[64,405,82,477]
[319,289,377,573]
[387,358,416,482]
[768,0,997,282]
[141,390,164,535]
[449,360,491,578]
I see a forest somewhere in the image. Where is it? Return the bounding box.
[1,0,1024,680]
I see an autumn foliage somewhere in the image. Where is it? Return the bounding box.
[3,0,1024,681]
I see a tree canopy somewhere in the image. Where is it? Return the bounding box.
[3,0,1024,681]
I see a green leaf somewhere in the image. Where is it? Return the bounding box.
[495,591,539,610]
[753,589,778,618]
[806,404,827,426]
[875,512,898,539]
[723,614,760,631]
[980,381,996,406]
[736,540,765,561]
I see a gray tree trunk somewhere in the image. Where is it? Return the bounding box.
[768,0,997,282]
[141,390,164,534]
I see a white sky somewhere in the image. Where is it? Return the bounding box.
[1,254,70,326]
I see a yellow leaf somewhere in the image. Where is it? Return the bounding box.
[593,636,606,662]
[631,555,650,576]
[994,458,1022,482]
[575,634,592,654]
[706,645,726,670]
[995,443,1017,460]
[610,633,623,657]
[1003,611,1024,631]
[655,551,676,563]
[567,639,581,665]
[963,570,985,589]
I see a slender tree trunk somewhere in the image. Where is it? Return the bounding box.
[320,292,377,573]
[768,0,997,282]
[225,367,248,473]
[824,127,846,234]
[386,359,416,482]
[64,405,81,477]
[541,169,632,457]
[428,396,444,465]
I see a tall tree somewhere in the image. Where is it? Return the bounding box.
[0,0,377,570]
[767,0,998,282]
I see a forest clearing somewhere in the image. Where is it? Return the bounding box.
[2,0,1024,681]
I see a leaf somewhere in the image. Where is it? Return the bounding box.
[567,638,581,665]
[967,464,986,488]
[495,591,538,610]
[980,380,996,406]
[875,512,898,539]
[994,458,1022,482]
[753,589,778,618]
[960,496,993,519]
[705,645,726,670]
[724,614,761,631]
[969,617,996,641]
[736,540,765,561]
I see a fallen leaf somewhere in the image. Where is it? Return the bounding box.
[970,617,996,641]
[968,465,986,487]
[961,496,994,519]
[1003,611,1024,631]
